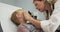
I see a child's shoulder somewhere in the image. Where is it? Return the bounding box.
[17,24,30,32]
[18,24,27,28]
[18,24,29,30]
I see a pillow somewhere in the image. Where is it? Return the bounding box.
[0,2,22,32]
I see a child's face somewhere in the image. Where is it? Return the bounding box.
[16,11,27,24]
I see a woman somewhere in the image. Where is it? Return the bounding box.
[23,0,60,32]
[33,0,56,20]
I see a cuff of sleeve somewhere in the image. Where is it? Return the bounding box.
[40,20,50,32]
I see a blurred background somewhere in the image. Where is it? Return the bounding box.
[0,0,46,20]
[0,0,60,32]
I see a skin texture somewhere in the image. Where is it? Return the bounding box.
[23,11,41,28]
[23,0,53,28]
[17,0,56,32]
[11,9,27,25]
[34,0,45,12]
[11,10,42,32]
[11,0,55,32]
[16,10,27,24]
[12,1,52,31]
[11,9,30,32]
[34,0,53,20]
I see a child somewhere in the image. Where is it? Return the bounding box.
[11,9,41,32]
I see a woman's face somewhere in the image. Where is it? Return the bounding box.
[34,1,45,12]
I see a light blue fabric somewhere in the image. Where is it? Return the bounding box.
[25,24,35,32]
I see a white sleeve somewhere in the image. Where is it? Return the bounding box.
[40,0,60,32]
[41,13,60,32]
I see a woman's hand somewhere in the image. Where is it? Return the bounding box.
[23,11,41,28]
[23,11,34,21]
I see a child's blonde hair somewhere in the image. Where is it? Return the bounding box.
[11,9,24,26]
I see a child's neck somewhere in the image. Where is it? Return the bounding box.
[21,22,26,24]
[19,20,26,24]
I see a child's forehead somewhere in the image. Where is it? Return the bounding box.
[17,9,24,12]
[15,9,25,15]
[17,10,24,13]
[17,11,23,14]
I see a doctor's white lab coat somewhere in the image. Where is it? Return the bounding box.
[41,0,60,32]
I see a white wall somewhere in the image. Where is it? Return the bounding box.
[0,0,46,20]
[0,2,22,32]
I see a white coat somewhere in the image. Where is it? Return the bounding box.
[41,0,60,32]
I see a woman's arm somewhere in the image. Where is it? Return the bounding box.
[29,18,41,28]
[23,11,60,32]
[23,11,41,28]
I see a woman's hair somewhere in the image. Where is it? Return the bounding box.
[33,0,57,4]
[11,9,22,26]
[47,0,57,4]
[33,0,42,3]
[47,0,57,9]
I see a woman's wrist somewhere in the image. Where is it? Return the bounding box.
[28,17,35,22]
[28,18,41,28]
